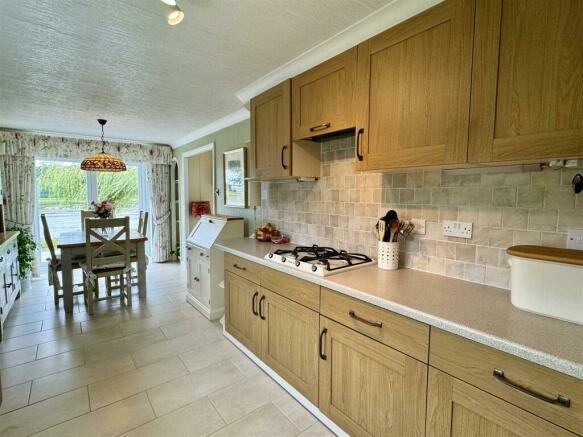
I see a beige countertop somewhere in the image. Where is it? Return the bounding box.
[216,238,583,380]
[0,231,19,247]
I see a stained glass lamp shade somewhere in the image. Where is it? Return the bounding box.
[81,119,127,172]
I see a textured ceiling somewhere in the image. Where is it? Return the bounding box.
[0,0,391,145]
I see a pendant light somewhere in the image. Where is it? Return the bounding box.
[80,119,127,172]
[160,0,184,25]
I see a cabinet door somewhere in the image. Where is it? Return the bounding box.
[199,260,211,307]
[260,288,319,404]
[427,368,577,437]
[187,255,201,300]
[469,0,583,163]
[292,48,356,140]
[251,80,292,179]
[224,271,261,356]
[353,0,474,171]
[319,316,427,437]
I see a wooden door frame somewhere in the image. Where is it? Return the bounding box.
[180,142,215,264]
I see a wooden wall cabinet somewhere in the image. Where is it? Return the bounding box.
[251,80,292,180]
[318,316,427,436]
[469,0,583,164]
[427,368,576,437]
[292,48,356,140]
[353,0,474,171]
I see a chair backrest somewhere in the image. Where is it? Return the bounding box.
[84,217,130,271]
[138,210,149,235]
[81,210,98,231]
[40,214,57,264]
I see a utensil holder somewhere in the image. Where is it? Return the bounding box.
[378,241,400,270]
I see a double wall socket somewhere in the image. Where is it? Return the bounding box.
[567,229,583,250]
[442,220,473,239]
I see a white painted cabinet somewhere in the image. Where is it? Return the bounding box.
[186,215,244,320]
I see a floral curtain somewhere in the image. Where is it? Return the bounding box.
[0,131,172,164]
[147,164,172,262]
[0,153,38,275]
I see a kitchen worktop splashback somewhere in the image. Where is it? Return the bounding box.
[260,133,583,289]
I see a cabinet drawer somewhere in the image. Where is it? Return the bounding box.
[224,253,261,284]
[261,268,320,311]
[320,288,429,363]
[430,328,583,435]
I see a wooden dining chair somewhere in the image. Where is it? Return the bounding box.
[80,210,98,231]
[81,217,132,315]
[138,210,149,235]
[40,214,85,305]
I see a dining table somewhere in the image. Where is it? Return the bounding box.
[57,230,148,313]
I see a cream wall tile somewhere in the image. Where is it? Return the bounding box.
[528,209,558,231]
[502,208,528,229]
[517,186,544,208]
[544,187,575,209]
[476,246,500,267]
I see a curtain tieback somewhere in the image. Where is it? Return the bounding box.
[153,209,171,226]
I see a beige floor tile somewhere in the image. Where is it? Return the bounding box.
[88,355,188,410]
[30,353,135,403]
[32,392,155,437]
[36,325,123,359]
[229,353,262,377]
[179,338,241,372]
[10,303,46,316]
[159,317,213,339]
[0,387,89,437]
[202,323,224,342]
[84,328,166,363]
[148,359,245,417]
[131,330,209,367]
[146,301,189,316]
[0,381,31,416]
[209,403,299,437]
[118,310,191,336]
[273,392,317,432]
[297,422,336,437]
[0,346,37,370]
[2,321,43,339]
[209,373,286,424]
[1,350,84,388]
[121,397,225,437]
[0,324,82,354]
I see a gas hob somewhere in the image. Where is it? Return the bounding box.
[264,245,374,277]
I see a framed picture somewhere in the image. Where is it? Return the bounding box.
[223,147,247,208]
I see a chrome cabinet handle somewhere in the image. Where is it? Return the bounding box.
[319,328,328,360]
[281,145,288,170]
[259,295,266,320]
[233,264,247,271]
[310,122,331,132]
[355,128,364,161]
[493,368,571,408]
[252,291,259,316]
[349,310,383,328]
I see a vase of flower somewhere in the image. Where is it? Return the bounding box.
[90,200,114,233]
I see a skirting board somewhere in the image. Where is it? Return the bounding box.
[185,294,223,321]
[223,330,348,437]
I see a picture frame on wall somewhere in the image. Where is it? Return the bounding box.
[223,147,247,208]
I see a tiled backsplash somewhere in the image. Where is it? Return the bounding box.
[261,133,583,289]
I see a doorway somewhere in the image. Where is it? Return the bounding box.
[180,143,215,260]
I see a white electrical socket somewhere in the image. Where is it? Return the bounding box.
[567,229,583,250]
[442,220,473,239]
[410,218,426,235]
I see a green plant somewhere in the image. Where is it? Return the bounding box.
[6,226,37,279]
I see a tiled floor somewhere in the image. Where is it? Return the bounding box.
[0,263,334,437]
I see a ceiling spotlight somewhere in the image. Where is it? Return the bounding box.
[160,0,176,5]
[166,4,184,25]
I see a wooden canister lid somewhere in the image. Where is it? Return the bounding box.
[507,245,583,266]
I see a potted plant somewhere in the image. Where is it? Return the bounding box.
[6,225,37,293]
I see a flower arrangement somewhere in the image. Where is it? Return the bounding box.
[91,199,114,218]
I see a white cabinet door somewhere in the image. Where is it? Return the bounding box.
[187,255,201,300]
[199,260,211,307]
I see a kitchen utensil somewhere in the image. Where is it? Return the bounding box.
[383,210,398,224]
[390,219,400,242]
[377,220,385,241]
[399,222,415,240]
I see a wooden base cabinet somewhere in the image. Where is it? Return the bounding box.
[427,368,577,437]
[224,271,262,356]
[260,288,319,404]
[318,316,427,437]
